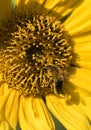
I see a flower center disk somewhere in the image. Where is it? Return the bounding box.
[0,14,72,97]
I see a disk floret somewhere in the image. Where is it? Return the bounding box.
[0,15,72,97]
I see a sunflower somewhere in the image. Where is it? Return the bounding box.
[0,0,91,130]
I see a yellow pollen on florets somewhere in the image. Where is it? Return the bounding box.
[0,14,73,97]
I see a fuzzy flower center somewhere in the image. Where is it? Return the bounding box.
[0,14,73,97]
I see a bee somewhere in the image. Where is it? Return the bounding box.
[54,68,64,95]
[46,65,64,95]
[54,79,63,95]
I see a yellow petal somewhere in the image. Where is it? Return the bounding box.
[74,42,91,52]
[73,35,91,69]
[0,121,12,130]
[69,68,91,92]
[77,56,91,68]
[76,61,91,69]
[74,43,91,68]
[19,96,54,130]
[33,98,55,130]
[5,90,19,129]
[72,33,91,69]
[15,0,20,5]
[63,81,91,123]
[52,0,78,17]
[72,32,91,44]
[16,0,27,5]
[46,94,91,130]
[0,83,9,96]
[64,80,91,98]
[68,21,91,35]
[57,81,91,125]
[0,86,11,121]
[76,89,91,121]
[37,0,46,5]
[64,0,91,35]
[16,0,26,9]
[79,97,91,121]
[19,97,33,130]
[16,0,45,14]
[44,0,64,10]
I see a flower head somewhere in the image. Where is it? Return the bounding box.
[0,0,91,130]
